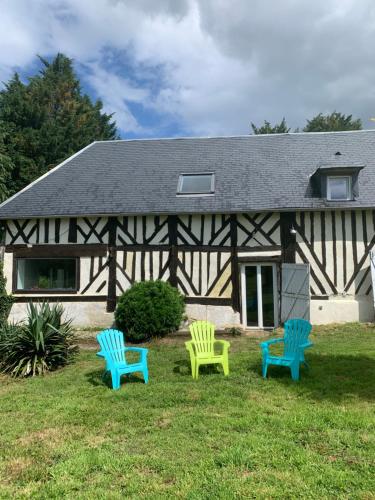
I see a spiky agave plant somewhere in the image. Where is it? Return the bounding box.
[0,302,78,377]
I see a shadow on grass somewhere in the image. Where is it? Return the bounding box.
[85,369,146,388]
[252,353,375,401]
[173,359,225,377]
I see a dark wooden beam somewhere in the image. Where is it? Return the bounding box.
[13,295,107,303]
[168,215,178,288]
[280,212,296,263]
[230,214,240,312]
[184,297,232,306]
[106,217,117,312]
[9,244,107,257]
[68,218,77,243]
[237,255,281,263]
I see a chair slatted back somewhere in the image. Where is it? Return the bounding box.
[189,321,215,356]
[97,329,126,365]
[283,319,312,358]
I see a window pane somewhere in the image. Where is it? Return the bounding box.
[328,177,350,200]
[17,259,77,291]
[261,266,275,327]
[245,266,258,326]
[179,174,213,193]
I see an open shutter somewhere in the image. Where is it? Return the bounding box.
[369,251,375,309]
[281,263,310,323]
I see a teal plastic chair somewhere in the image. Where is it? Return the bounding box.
[260,319,313,381]
[96,329,149,390]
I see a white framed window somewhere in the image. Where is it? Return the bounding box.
[327,176,352,201]
[177,173,215,195]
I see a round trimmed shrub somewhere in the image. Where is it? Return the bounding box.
[115,280,185,342]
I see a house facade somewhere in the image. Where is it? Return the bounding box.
[1,131,374,327]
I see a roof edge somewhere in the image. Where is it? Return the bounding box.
[0,141,97,212]
[94,128,375,143]
[0,205,371,221]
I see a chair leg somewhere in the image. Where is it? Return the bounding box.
[262,361,268,378]
[111,370,121,390]
[195,362,200,379]
[190,358,196,379]
[222,358,229,376]
[143,367,149,384]
[290,362,300,381]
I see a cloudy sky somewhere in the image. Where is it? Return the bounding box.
[1,0,375,138]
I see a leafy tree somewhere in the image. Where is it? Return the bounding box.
[303,112,362,132]
[0,54,118,195]
[0,123,13,202]
[251,118,290,134]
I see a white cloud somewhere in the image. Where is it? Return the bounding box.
[0,0,375,135]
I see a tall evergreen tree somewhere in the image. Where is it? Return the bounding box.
[303,112,362,132]
[251,118,290,134]
[0,123,13,202]
[0,54,118,195]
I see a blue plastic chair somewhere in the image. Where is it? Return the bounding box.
[96,329,149,390]
[260,319,313,381]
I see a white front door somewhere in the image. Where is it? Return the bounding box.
[240,263,278,329]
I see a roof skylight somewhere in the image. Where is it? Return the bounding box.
[177,173,215,195]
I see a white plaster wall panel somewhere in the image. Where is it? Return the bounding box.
[177,214,231,246]
[237,212,280,247]
[295,210,374,298]
[79,255,108,295]
[76,217,109,244]
[177,251,232,298]
[6,218,72,244]
[3,252,13,294]
[116,215,168,245]
[115,250,170,294]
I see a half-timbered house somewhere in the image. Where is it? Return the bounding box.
[1,130,375,327]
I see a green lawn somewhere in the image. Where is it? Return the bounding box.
[0,324,374,499]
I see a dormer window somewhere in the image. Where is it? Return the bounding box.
[309,156,365,202]
[327,176,352,201]
[177,173,215,195]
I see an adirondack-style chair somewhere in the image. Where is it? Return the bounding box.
[260,318,313,381]
[96,329,149,390]
[185,321,230,379]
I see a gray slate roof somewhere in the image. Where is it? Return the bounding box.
[1,130,375,219]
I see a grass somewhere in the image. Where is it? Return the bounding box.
[0,323,374,499]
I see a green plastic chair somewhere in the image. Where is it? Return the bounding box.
[260,318,313,381]
[185,321,230,379]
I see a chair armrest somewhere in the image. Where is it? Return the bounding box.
[260,338,283,355]
[214,340,230,353]
[261,338,284,347]
[96,351,106,358]
[300,341,313,349]
[125,347,148,354]
[185,340,196,356]
[125,346,148,362]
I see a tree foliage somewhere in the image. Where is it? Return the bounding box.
[251,118,290,134]
[0,53,118,195]
[303,112,362,132]
[0,124,13,202]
